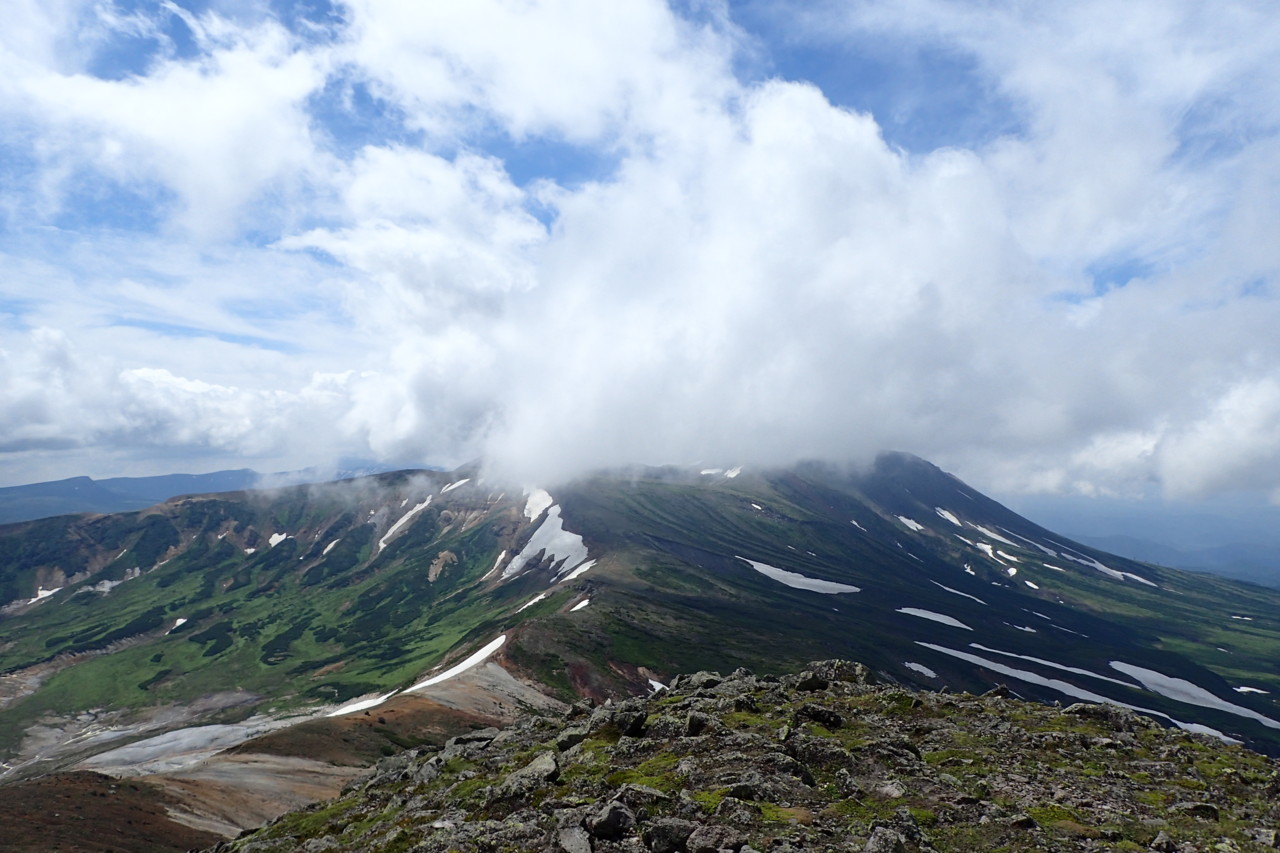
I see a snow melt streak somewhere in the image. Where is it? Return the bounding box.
[737,557,860,594]
[504,505,589,579]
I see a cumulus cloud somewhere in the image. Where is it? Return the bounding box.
[2,0,1280,503]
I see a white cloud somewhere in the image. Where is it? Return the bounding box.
[2,0,1280,505]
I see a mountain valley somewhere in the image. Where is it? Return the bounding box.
[1,454,1279,850]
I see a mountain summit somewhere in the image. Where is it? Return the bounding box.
[1,455,1278,849]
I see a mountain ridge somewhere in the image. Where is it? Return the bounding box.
[1,454,1279,849]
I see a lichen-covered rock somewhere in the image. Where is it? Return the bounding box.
[213,661,1280,853]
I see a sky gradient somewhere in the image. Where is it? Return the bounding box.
[2,0,1279,501]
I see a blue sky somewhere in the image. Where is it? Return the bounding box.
[2,0,1280,504]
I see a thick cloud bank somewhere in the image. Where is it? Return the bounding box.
[2,1,1279,499]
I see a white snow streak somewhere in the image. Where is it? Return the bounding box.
[737,557,861,594]
[904,662,938,678]
[1236,686,1269,695]
[935,508,962,527]
[570,599,590,612]
[516,593,547,613]
[1109,662,1280,729]
[725,466,742,478]
[441,478,470,493]
[269,532,288,547]
[483,550,508,580]
[560,559,596,583]
[897,608,972,630]
[379,497,432,552]
[918,642,1240,743]
[327,690,400,717]
[851,519,866,531]
[407,635,507,693]
[970,525,1019,547]
[27,586,62,604]
[648,679,667,693]
[931,581,986,605]
[323,539,340,556]
[897,516,925,532]
[1060,553,1157,587]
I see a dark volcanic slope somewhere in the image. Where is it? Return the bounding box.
[211,660,1280,853]
[3,454,1280,783]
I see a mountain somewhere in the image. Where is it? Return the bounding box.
[1004,494,1280,590]
[1,455,1279,849]
[0,464,401,525]
[207,660,1280,853]
[0,470,264,524]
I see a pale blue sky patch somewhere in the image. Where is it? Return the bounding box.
[2,0,1280,506]
[110,318,298,353]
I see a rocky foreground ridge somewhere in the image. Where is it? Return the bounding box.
[209,661,1280,853]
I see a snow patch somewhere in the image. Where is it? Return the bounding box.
[897,608,972,630]
[968,644,1137,688]
[648,679,667,693]
[27,586,62,605]
[935,508,962,527]
[570,599,590,612]
[166,618,187,634]
[970,524,1019,547]
[441,478,470,494]
[504,505,589,579]
[997,551,1020,563]
[931,581,986,605]
[379,497,432,552]
[976,543,995,559]
[322,539,340,556]
[1060,553,1157,587]
[700,468,723,475]
[904,662,938,678]
[1231,615,1254,621]
[269,532,288,547]
[751,503,763,511]
[1025,580,1040,590]
[516,593,547,613]
[407,635,507,693]
[725,466,742,478]
[851,519,866,531]
[920,642,1241,743]
[738,557,860,594]
[244,548,256,555]
[524,489,553,521]
[1235,686,1269,695]
[897,516,925,532]
[1109,662,1280,729]
[560,559,596,583]
[483,550,508,580]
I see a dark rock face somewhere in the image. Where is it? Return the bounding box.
[211,660,1280,853]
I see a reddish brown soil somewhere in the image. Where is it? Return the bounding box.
[0,770,222,853]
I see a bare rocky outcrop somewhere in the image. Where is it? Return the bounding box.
[210,661,1280,852]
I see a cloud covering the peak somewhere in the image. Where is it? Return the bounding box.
[2,0,1280,501]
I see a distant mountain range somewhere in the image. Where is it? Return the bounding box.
[1006,494,1280,589]
[1,455,1278,850]
[0,464,401,525]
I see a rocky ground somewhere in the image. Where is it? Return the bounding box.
[210,661,1280,853]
